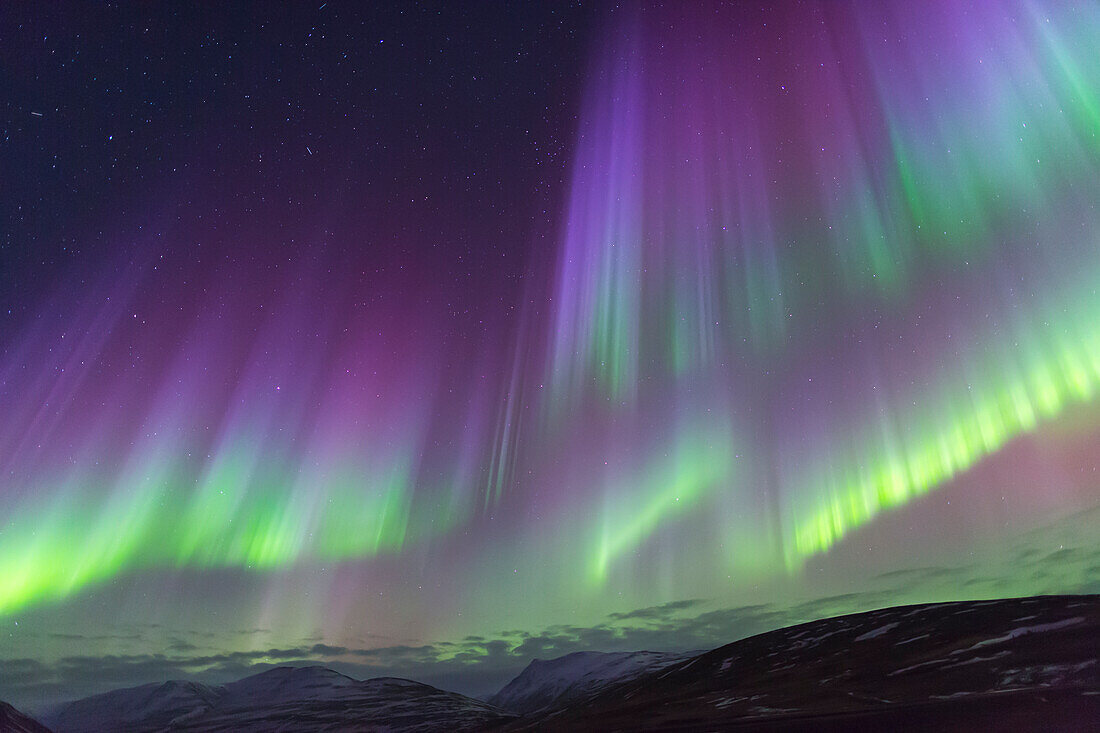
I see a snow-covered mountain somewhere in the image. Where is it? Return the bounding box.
[43,679,223,732]
[0,701,52,733]
[219,665,358,704]
[43,666,516,732]
[488,650,695,714]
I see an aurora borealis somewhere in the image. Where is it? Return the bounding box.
[2,0,1099,710]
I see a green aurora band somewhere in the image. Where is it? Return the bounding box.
[1,1,1099,623]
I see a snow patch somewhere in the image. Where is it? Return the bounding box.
[854,622,899,641]
[961,617,1085,652]
[888,658,950,676]
[896,633,930,646]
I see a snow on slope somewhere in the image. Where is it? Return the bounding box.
[489,650,696,714]
[43,679,224,732]
[0,700,53,733]
[219,665,358,703]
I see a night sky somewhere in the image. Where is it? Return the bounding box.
[2,0,1099,711]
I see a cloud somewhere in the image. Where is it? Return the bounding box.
[872,566,961,582]
[0,659,49,688]
[607,598,706,621]
[45,632,144,642]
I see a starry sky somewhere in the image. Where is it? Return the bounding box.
[2,0,1099,711]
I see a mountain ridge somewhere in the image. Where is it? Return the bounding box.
[509,594,1100,730]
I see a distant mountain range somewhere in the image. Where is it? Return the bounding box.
[34,666,514,732]
[4,594,1096,732]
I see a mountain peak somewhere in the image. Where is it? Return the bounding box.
[235,664,350,681]
[222,665,359,703]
